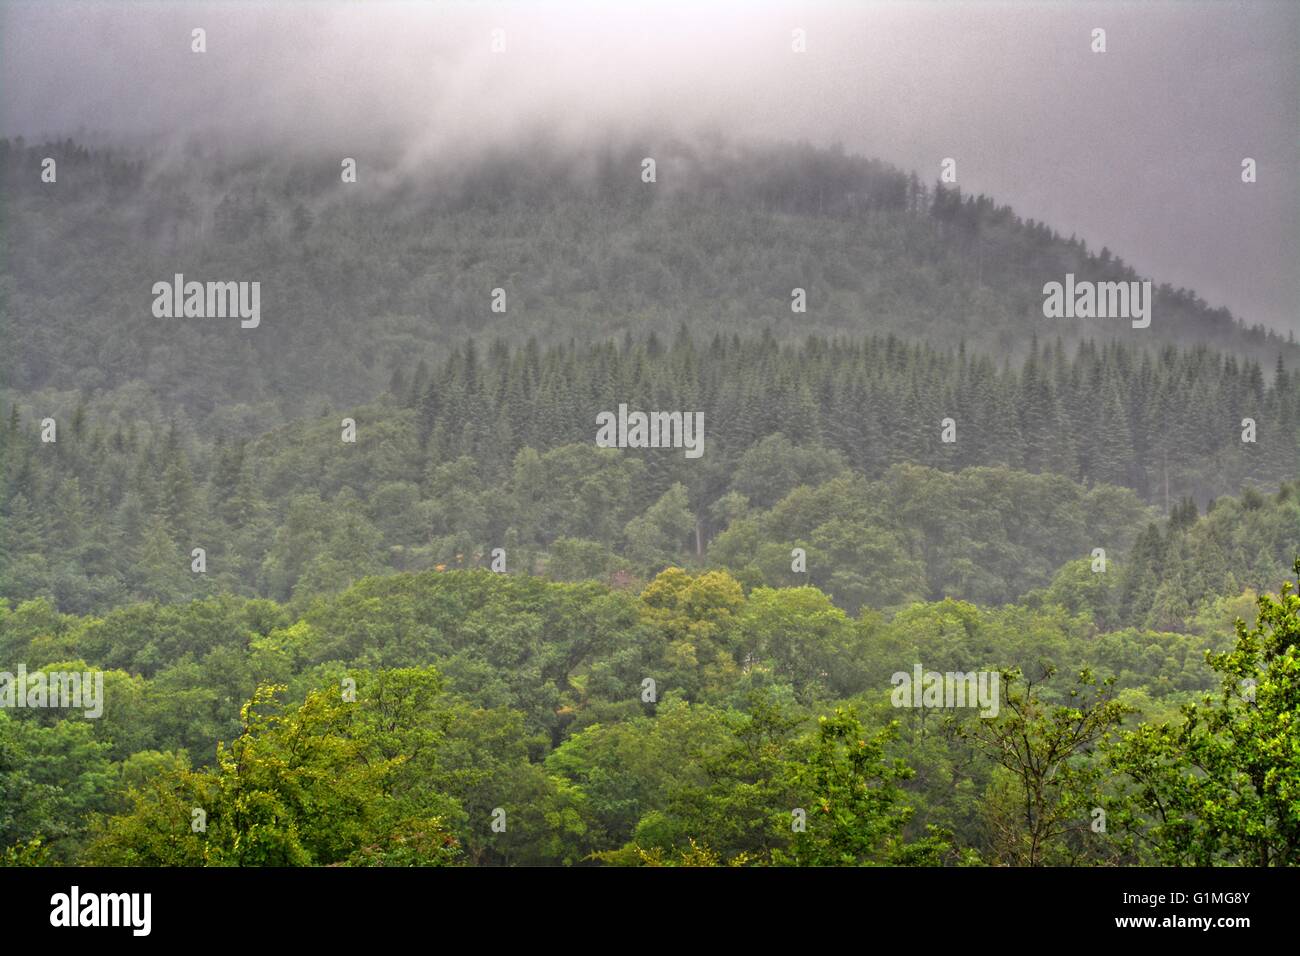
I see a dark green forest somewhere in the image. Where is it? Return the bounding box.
[4,332,1298,621]
[3,564,1296,866]
[1,138,1297,867]
[4,136,1295,432]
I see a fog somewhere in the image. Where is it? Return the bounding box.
[3,0,1296,331]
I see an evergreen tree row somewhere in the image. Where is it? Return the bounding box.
[397,330,1297,505]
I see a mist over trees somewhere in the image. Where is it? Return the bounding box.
[2,133,1296,869]
[3,138,1292,434]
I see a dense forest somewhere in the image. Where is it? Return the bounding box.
[4,137,1295,436]
[4,332,1298,621]
[2,562,1296,866]
[2,137,1297,867]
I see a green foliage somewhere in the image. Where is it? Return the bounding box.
[6,137,1292,434]
[780,708,948,866]
[1,136,1294,870]
[7,332,1297,625]
[85,676,463,866]
[958,668,1132,865]
[1107,560,1300,865]
[0,552,1287,867]
[0,709,115,863]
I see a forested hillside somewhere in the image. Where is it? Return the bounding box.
[2,136,1297,869]
[5,330,1298,619]
[4,137,1294,436]
[3,561,1295,867]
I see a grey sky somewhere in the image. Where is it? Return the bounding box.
[4,0,1296,332]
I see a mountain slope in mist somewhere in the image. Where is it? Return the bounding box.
[2,137,1291,431]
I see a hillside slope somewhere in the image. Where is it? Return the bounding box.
[3,137,1292,433]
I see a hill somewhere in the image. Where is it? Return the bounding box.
[3,136,1294,435]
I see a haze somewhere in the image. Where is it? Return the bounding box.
[3,0,1296,332]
